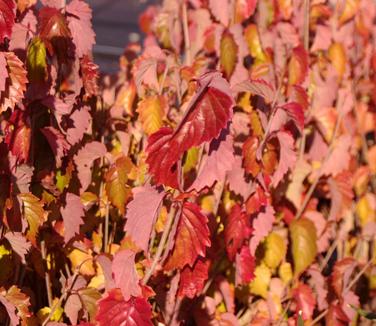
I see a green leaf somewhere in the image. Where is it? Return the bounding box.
[290,218,317,276]
[297,311,304,326]
[349,304,376,320]
[26,37,47,82]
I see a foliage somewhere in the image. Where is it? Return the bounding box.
[0,0,376,325]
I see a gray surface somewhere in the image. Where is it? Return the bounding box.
[88,0,158,73]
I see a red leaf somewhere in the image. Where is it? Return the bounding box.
[74,141,106,192]
[80,55,99,97]
[249,205,275,255]
[146,71,234,188]
[288,45,308,85]
[235,245,255,285]
[279,102,305,132]
[326,303,350,326]
[41,126,70,168]
[112,249,141,301]
[224,204,252,261]
[96,288,152,326]
[4,110,31,163]
[331,258,358,299]
[189,129,234,191]
[60,193,84,243]
[292,283,316,320]
[165,202,211,270]
[271,131,297,188]
[0,0,15,43]
[124,185,166,253]
[66,0,95,57]
[178,258,210,299]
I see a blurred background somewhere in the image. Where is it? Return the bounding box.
[87,0,157,73]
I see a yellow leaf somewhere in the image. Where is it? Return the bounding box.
[115,82,136,116]
[338,0,360,25]
[80,192,98,210]
[220,30,238,78]
[37,298,63,322]
[279,262,293,284]
[137,95,166,135]
[263,233,287,269]
[290,218,317,276]
[155,205,168,233]
[244,24,266,62]
[18,193,45,245]
[0,245,11,259]
[277,0,293,20]
[183,147,199,173]
[356,194,376,227]
[26,37,47,82]
[250,263,271,298]
[328,43,347,80]
[56,162,73,192]
[68,249,95,276]
[105,156,133,214]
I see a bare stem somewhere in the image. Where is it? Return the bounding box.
[303,0,310,51]
[182,2,191,66]
[345,260,373,293]
[143,205,178,284]
[41,240,53,307]
[311,309,328,325]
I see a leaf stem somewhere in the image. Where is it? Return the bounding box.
[143,204,178,284]
[311,309,328,325]
[41,240,53,307]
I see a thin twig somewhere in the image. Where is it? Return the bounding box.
[303,0,310,51]
[345,260,373,293]
[182,2,191,66]
[41,240,53,307]
[320,240,338,272]
[311,309,328,325]
[143,205,178,284]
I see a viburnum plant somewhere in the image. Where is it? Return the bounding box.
[0,0,376,325]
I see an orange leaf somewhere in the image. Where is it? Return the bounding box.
[137,95,166,135]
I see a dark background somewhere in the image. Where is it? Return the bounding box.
[87,0,157,73]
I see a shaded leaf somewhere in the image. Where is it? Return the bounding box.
[124,184,166,253]
[60,193,85,244]
[112,249,141,301]
[41,127,70,168]
[4,232,31,264]
[249,205,275,255]
[74,141,106,192]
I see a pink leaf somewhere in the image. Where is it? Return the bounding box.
[227,155,254,199]
[41,127,70,168]
[74,141,106,192]
[190,129,234,191]
[292,283,316,320]
[232,79,275,103]
[271,131,297,187]
[321,135,351,177]
[4,232,31,264]
[111,249,141,301]
[60,193,85,243]
[96,255,115,291]
[235,245,255,286]
[0,294,19,326]
[124,185,166,252]
[146,71,234,188]
[66,106,91,145]
[311,24,332,52]
[209,0,229,26]
[0,52,8,92]
[9,9,37,52]
[249,205,275,255]
[96,289,152,326]
[66,0,95,57]
[308,266,328,311]
[178,259,210,299]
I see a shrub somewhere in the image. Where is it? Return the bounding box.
[0,0,375,325]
